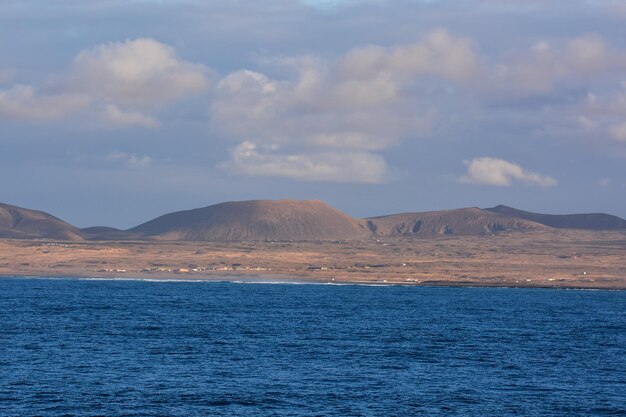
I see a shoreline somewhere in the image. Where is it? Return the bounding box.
[2,231,624,290]
[2,272,624,291]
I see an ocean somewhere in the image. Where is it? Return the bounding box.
[0,278,624,416]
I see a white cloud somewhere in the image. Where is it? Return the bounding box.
[609,121,626,142]
[494,34,626,95]
[211,29,470,183]
[484,36,626,150]
[0,38,209,127]
[71,38,210,106]
[562,83,626,144]
[460,157,557,187]
[598,178,611,187]
[566,34,611,73]
[0,84,90,121]
[337,28,479,83]
[106,151,153,169]
[226,141,389,183]
[105,105,159,128]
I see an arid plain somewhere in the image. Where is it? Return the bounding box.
[2,199,625,288]
[2,229,625,289]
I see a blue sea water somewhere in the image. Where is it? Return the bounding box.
[0,278,624,416]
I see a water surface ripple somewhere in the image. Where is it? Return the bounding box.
[0,279,624,416]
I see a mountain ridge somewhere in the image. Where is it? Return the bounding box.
[485,205,626,230]
[0,200,625,241]
[0,202,84,241]
[365,207,548,237]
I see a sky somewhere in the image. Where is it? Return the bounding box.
[1,0,626,228]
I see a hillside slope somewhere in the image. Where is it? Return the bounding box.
[128,200,372,241]
[4,200,625,243]
[486,205,626,230]
[366,207,548,237]
[0,203,84,241]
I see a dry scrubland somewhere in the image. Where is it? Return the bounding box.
[1,229,625,289]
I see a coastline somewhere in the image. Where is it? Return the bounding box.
[2,274,624,290]
[2,270,624,290]
[1,230,625,290]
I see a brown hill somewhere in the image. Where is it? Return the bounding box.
[3,200,625,243]
[128,200,372,241]
[486,205,626,230]
[366,207,547,237]
[0,203,83,241]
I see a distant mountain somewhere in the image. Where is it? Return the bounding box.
[80,226,142,241]
[485,205,626,230]
[0,202,83,241]
[127,200,372,241]
[366,207,547,237]
[2,200,625,242]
